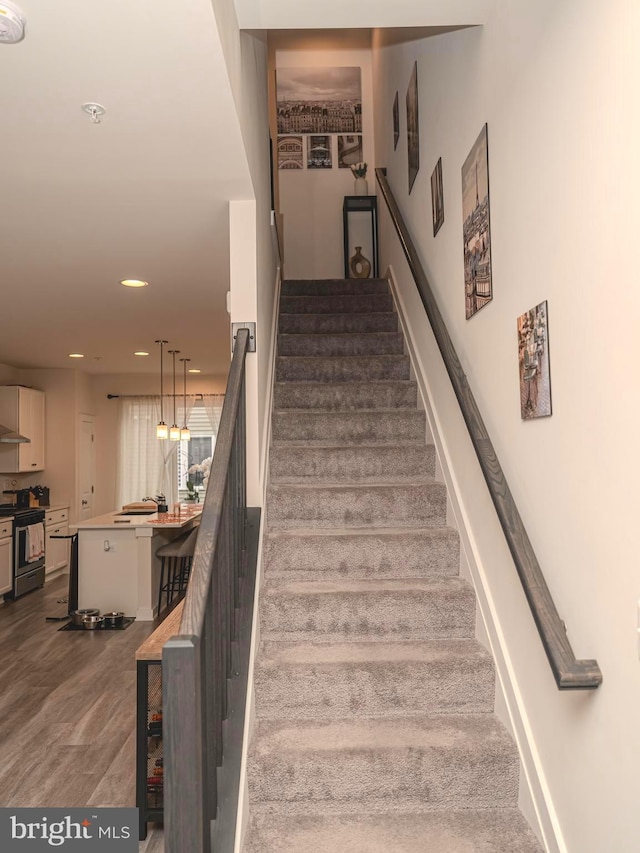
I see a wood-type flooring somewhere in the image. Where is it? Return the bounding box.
[0,572,164,850]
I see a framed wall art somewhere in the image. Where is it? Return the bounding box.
[307,135,332,169]
[431,157,444,236]
[276,67,362,135]
[393,91,399,150]
[406,63,419,193]
[461,124,492,318]
[517,300,552,420]
[338,134,363,168]
[277,135,303,170]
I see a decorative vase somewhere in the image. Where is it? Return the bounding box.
[350,247,371,279]
[354,177,368,196]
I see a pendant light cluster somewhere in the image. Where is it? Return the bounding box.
[156,340,192,442]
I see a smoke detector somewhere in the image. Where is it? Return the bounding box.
[0,1,25,44]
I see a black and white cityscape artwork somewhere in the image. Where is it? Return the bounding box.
[462,124,492,319]
[431,157,444,236]
[276,67,362,135]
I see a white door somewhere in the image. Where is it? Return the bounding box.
[78,415,95,520]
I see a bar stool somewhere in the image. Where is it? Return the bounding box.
[156,527,199,616]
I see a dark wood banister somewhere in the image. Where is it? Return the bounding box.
[375,167,602,690]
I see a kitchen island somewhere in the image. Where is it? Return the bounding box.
[74,506,202,621]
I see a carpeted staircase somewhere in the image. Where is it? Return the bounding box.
[244,279,543,852]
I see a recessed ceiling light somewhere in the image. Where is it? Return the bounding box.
[120,279,149,288]
[134,351,149,356]
[68,353,84,358]
[188,368,201,373]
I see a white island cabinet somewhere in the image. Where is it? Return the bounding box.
[74,507,202,621]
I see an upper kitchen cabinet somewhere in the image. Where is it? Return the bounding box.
[0,386,45,473]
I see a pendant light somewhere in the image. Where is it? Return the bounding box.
[180,358,191,441]
[168,350,181,441]
[155,340,169,439]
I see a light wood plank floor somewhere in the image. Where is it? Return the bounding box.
[0,572,164,851]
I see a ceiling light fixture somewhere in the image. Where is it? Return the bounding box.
[180,358,191,442]
[155,340,168,440]
[81,103,106,124]
[168,349,181,441]
[120,279,149,288]
[134,351,149,356]
[0,2,26,44]
[68,353,84,358]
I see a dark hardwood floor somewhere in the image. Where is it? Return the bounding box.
[0,572,164,851]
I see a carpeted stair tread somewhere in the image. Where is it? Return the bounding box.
[273,379,417,410]
[276,354,410,383]
[247,714,519,812]
[264,527,460,579]
[255,639,495,718]
[245,277,540,853]
[280,293,393,315]
[260,577,475,641]
[282,279,389,296]
[278,331,404,357]
[244,810,543,853]
[279,312,398,335]
[269,445,435,483]
[271,409,425,446]
[267,482,447,529]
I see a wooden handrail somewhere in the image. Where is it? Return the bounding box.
[375,167,602,690]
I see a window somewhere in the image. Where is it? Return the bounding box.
[177,404,217,499]
[116,395,224,509]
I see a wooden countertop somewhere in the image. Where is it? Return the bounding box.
[75,505,202,530]
[136,601,185,661]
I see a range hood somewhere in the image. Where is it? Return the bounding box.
[0,424,30,443]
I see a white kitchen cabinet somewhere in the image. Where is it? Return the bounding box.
[0,386,45,473]
[0,520,12,595]
[45,507,70,575]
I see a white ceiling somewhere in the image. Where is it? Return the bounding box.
[0,0,253,375]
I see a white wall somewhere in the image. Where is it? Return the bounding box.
[372,3,639,850]
[272,33,376,278]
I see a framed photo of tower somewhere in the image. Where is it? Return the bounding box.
[461,124,492,319]
[517,300,552,420]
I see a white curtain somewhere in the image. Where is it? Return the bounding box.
[202,394,224,437]
[115,397,173,509]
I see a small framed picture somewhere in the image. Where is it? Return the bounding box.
[517,300,552,420]
[393,92,399,150]
[431,157,444,236]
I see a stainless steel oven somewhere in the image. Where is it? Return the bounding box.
[0,506,46,599]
